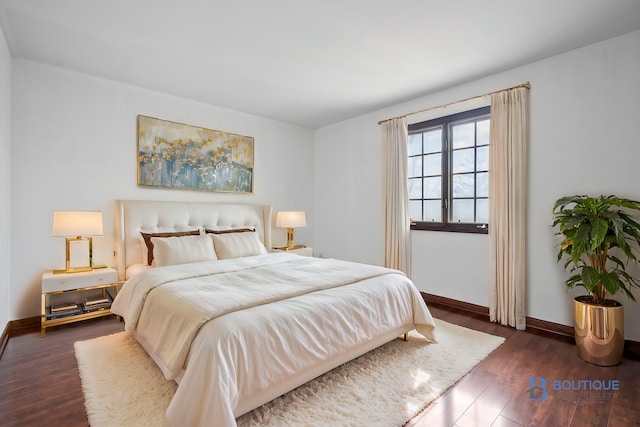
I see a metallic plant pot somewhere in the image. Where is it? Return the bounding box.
[574,296,624,366]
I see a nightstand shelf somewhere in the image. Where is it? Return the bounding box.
[41,267,120,337]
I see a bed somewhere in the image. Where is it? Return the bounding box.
[110,199,436,427]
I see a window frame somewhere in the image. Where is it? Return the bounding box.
[408,106,490,234]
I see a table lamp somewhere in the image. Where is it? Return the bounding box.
[52,211,106,273]
[275,211,306,250]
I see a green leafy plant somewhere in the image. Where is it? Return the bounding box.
[552,195,640,305]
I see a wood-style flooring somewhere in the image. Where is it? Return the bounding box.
[0,305,638,427]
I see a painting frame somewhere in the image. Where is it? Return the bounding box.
[137,115,254,194]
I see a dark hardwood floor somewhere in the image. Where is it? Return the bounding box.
[0,306,638,427]
[409,306,640,427]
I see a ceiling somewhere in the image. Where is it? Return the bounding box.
[1,1,640,129]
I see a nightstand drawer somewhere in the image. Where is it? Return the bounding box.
[42,268,118,293]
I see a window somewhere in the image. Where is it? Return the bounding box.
[408,106,490,233]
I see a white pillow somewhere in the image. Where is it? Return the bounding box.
[140,229,201,265]
[210,231,268,259]
[151,234,217,267]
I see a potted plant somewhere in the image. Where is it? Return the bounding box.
[552,195,640,366]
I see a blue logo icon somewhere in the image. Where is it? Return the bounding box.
[528,377,548,401]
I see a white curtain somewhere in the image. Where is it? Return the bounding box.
[383,117,411,275]
[489,87,528,330]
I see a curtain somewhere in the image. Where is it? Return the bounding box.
[489,87,528,330]
[383,117,411,275]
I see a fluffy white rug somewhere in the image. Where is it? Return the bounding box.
[74,319,504,426]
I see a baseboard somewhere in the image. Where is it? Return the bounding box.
[0,322,9,360]
[421,292,639,361]
[525,316,574,339]
[0,316,41,360]
[10,316,40,334]
[624,340,640,361]
[423,292,573,338]
[422,293,489,317]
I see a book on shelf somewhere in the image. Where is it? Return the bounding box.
[50,302,79,313]
[81,302,111,313]
[84,297,111,306]
[46,306,83,319]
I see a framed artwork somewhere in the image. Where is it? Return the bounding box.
[137,115,254,193]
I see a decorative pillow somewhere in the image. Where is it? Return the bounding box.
[210,231,268,259]
[140,230,201,265]
[205,227,255,234]
[150,234,217,267]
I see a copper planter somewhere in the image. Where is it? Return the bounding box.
[574,296,624,366]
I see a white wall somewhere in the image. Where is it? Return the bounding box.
[313,115,385,263]
[314,30,640,340]
[0,26,11,328]
[10,59,314,320]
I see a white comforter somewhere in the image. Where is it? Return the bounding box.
[111,253,436,427]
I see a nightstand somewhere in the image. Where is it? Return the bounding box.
[272,246,314,257]
[41,267,120,337]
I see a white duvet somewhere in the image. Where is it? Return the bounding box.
[111,253,436,427]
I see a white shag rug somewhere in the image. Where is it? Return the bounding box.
[74,319,504,426]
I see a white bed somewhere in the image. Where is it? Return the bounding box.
[111,199,436,427]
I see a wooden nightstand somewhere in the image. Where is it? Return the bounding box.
[41,267,120,337]
[272,246,314,257]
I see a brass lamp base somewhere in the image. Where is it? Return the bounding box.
[53,236,107,274]
[275,227,306,251]
[273,244,307,251]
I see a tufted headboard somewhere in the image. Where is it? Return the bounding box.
[114,200,272,281]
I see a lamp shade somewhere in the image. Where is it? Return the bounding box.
[52,211,104,237]
[275,211,306,228]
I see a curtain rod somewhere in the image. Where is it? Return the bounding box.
[378,81,531,125]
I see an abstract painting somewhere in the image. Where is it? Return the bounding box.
[137,115,254,193]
